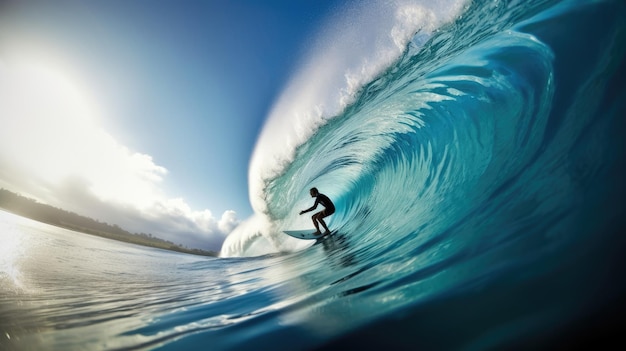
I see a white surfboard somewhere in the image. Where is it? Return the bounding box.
[283,229,329,240]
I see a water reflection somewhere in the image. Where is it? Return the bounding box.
[0,212,31,293]
[318,232,356,268]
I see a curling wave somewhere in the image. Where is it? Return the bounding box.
[221,0,625,261]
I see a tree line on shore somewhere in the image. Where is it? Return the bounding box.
[0,188,217,257]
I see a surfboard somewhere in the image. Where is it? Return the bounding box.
[283,229,334,240]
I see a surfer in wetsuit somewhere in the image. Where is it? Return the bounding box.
[300,187,335,236]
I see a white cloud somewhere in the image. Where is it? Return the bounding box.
[0,50,238,251]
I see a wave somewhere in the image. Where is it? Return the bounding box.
[222,0,469,257]
[221,0,626,258]
[249,0,470,210]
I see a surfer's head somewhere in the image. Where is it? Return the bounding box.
[310,187,319,197]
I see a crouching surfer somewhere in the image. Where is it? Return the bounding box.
[299,187,335,236]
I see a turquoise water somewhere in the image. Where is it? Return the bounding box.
[3,0,626,349]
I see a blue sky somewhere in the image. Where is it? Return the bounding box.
[0,0,343,250]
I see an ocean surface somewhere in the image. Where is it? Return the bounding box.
[2,0,626,350]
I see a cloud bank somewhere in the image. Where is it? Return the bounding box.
[0,52,237,252]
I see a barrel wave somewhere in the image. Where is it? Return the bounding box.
[222,0,624,258]
[219,0,626,347]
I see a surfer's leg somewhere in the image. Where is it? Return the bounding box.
[319,218,330,234]
[311,212,321,234]
[318,209,331,234]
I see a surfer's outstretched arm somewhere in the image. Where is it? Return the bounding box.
[300,204,317,215]
[300,198,320,215]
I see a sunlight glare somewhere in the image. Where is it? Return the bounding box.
[0,56,167,209]
[0,219,28,293]
[1,57,103,180]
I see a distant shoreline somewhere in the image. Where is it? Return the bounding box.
[0,189,217,257]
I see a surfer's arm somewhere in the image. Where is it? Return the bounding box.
[299,205,315,214]
[299,200,319,214]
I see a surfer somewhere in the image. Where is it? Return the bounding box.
[300,187,335,236]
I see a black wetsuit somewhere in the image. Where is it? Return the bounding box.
[315,193,335,215]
